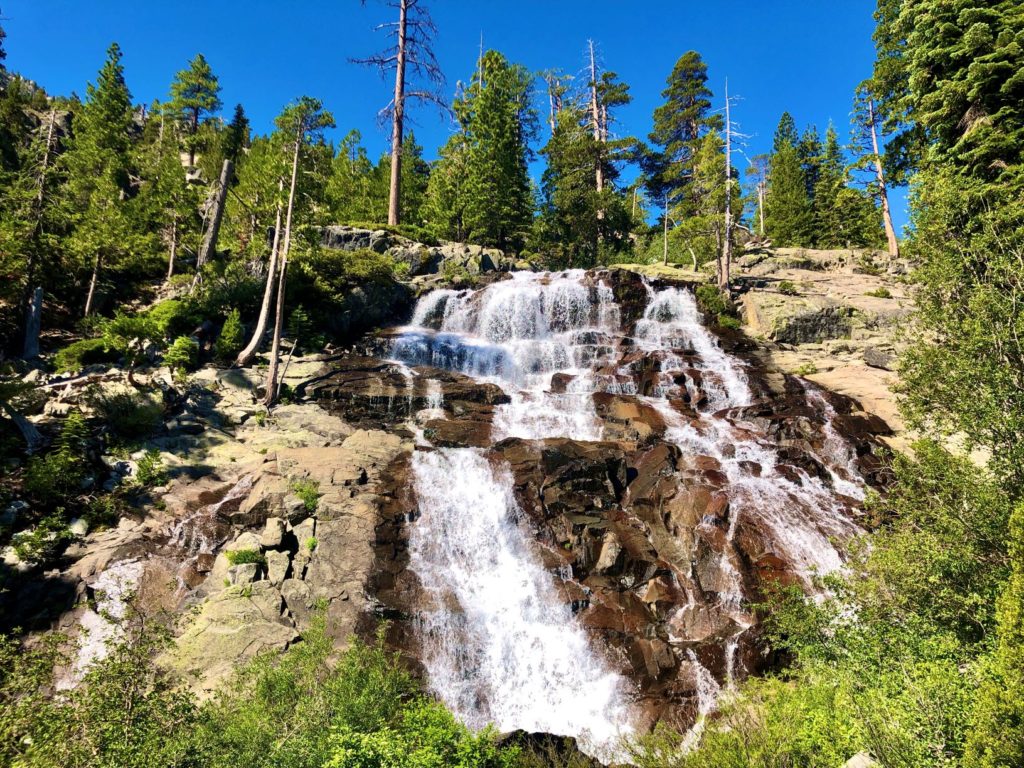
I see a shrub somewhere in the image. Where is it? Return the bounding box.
[695,284,728,316]
[291,478,320,514]
[865,286,892,299]
[717,313,742,330]
[164,335,198,377]
[100,312,160,373]
[306,537,318,552]
[795,362,819,376]
[133,449,167,488]
[12,513,74,564]
[214,308,244,363]
[23,410,90,504]
[145,298,198,339]
[225,548,265,566]
[778,280,799,295]
[53,338,119,373]
[287,307,314,345]
[89,390,163,440]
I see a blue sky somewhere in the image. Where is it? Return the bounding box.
[2,0,907,231]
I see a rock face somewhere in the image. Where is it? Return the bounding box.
[317,225,517,278]
[354,267,891,743]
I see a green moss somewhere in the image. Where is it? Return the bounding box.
[53,338,119,373]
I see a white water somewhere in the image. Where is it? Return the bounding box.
[409,448,632,756]
[392,270,866,755]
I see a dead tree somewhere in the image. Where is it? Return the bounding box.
[853,86,899,258]
[194,158,234,281]
[22,109,59,357]
[588,40,605,196]
[353,0,446,226]
[264,127,303,406]
[719,80,733,291]
[236,180,284,367]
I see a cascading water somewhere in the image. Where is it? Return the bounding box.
[395,271,634,758]
[389,269,870,756]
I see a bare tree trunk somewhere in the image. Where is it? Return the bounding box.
[720,80,733,292]
[23,287,43,359]
[188,108,199,167]
[1,400,43,453]
[236,182,284,367]
[22,110,57,357]
[868,98,899,258]
[588,40,604,195]
[167,217,178,280]
[196,158,233,271]
[758,180,765,237]
[84,252,102,318]
[387,0,409,227]
[264,125,303,406]
[662,196,669,266]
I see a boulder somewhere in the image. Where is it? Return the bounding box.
[265,550,291,586]
[260,518,287,549]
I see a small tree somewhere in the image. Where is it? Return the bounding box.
[214,308,244,363]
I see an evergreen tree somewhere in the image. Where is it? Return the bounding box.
[168,53,222,167]
[63,42,145,317]
[797,125,822,203]
[646,51,721,211]
[431,50,535,251]
[221,103,250,165]
[765,113,812,246]
[327,129,387,224]
[423,133,470,242]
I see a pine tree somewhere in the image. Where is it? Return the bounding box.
[423,133,469,242]
[797,125,822,204]
[63,43,140,317]
[765,113,812,247]
[168,53,222,167]
[327,129,387,224]
[446,50,535,251]
[221,103,249,165]
[646,51,721,212]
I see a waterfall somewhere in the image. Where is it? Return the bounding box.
[390,270,868,755]
[410,448,632,756]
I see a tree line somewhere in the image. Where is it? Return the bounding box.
[0,1,899,363]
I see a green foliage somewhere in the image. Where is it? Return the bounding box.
[214,307,244,363]
[133,448,166,488]
[168,53,222,165]
[53,337,119,373]
[766,115,813,247]
[694,284,729,316]
[426,51,535,251]
[88,389,162,440]
[99,312,159,372]
[224,548,265,566]
[24,410,89,505]
[777,280,799,295]
[144,299,198,340]
[864,286,891,298]
[306,537,318,552]
[290,478,320,514]
[164,335,198,376]
[12,512,74,564]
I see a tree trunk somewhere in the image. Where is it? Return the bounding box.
[589,40,604,195]
[264,124,303,407]
[236,183,284,367]
[720,80,733,292]
[188,108,199,167]
[84,252,102,317]
[167,217,178,280]
[1,401,43,453]
[22,109,57,357]
[387,0,408,227]
[22,287,43,359]
[868,98,899,258]
[196,158,233,272]
[758,180,765,237]
[662,196,669,266]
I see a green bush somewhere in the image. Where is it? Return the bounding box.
[23,410,90,504]
[865,286,892,299]
[716,313,741,330]
[89,390,163,439]
[695,284,728,316]
[777,280,799,295]
[144,298,199,339]
[164,335,198,376]
[291,478,320,514]
[215,308,245,363]
[133,449,167,488]
[12,513,74,564]
[53,338,119,373]
[225,548,265,566]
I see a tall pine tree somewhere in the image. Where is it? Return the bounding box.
[765,113,813,247]
[168,53,222,167]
